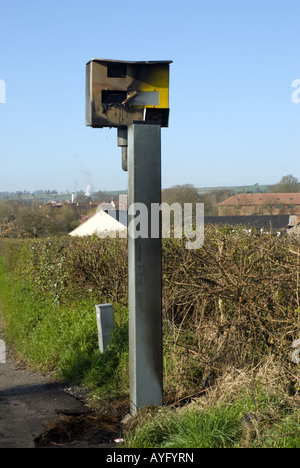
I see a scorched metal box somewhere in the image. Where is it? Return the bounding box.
[86,59,172,128]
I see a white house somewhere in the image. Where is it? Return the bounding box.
[69,208,127,238]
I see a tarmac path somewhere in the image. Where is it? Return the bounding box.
[0,317,120,448]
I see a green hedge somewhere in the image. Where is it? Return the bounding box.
[0,227,299,397]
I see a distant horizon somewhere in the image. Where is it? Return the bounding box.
[0,182,283,197]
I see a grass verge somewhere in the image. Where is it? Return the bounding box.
[0,256,129,400]
[124,377,300,448]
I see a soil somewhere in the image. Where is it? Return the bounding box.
[0,318,129,448]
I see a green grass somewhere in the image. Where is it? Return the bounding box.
[125,405,242,448]
[252,412,300,448]
[124,390,300,449]
[0,257,129,398]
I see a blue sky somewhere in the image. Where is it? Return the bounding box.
[0,0,299,193]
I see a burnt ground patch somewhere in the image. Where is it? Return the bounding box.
[34,399,129,448]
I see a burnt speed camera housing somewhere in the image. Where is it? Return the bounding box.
[86,59,172,128]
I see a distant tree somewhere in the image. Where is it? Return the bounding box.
[0,199,22,223]
[198,189,234,216]
[0,202,11,223]
[162,185,234,216]
[162,184,200,206]
[49,205,80,234]
[74,191,92,204]
[15,206,51,238]
[262,198,277,215]
[92,190,112,202]
[268,174,300,193]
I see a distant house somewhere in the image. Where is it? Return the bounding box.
[69,207,127,238]
[46,201,62,207]
[218,193,300,216]
[97,201,116,211]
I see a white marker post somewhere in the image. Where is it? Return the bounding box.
[0,339,6,363]
[95,304,114,353]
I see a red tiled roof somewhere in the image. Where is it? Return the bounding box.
[218,193,300,206]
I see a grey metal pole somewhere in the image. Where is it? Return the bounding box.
[117,127,128,172]
[127,122,163,416]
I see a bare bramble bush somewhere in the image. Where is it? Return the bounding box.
[162,226,300,398]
